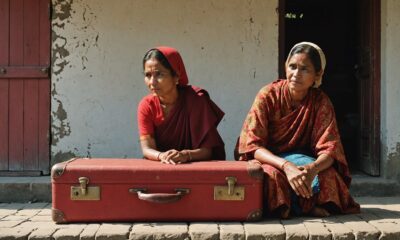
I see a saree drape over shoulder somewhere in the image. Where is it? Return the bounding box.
[237,80,359,215]
[138,85,226,160]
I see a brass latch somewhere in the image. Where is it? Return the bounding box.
[79,177,88,195]
[214,176,245,201]
[71,177,100,201]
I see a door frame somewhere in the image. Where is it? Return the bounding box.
[278,0,381,174]
[360,0,381,175]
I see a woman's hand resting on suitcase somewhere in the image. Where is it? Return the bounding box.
[158,149,191,164]
[157,148,212,164]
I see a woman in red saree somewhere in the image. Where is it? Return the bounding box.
[138,46,225,164]
[236,42,360,218]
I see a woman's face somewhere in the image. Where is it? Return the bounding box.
[286,53,321,93]
[144,58,179,98]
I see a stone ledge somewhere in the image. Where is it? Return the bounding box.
[0,197,400,240]
[0,177,51,203]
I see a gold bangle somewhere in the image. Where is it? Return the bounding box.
[281,160,289,170]
[187,151,192,162]
[157,152,162,161]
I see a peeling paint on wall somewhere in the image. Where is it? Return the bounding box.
[52,151,76,165]
[51,0,101,163]
[52,34,70,76]
[52,99,71,146]
[53,0,73,22]
[52,0,73,76]
[386,142,400,181]
[50,81,71,149]
[52,0,100,75]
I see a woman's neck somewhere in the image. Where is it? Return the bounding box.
[159,89,179,106]
[288,88,308,103]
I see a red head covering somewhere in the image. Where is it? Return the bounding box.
[155,46,189,86]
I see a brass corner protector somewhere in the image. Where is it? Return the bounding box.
[51,158,79,178]
[52,208,66,223]
[51,163,65,178]
[247,209,262,221]
[246,162,264,180]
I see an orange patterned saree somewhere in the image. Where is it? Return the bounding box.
[236,80,360,216]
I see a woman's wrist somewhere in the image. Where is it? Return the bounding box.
[187,151,192,161]
[157,152,163,161]
[183,150,192,162]
[280,160,290,170]
[310,161,319,173]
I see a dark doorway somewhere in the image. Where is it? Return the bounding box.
[279,0,380,175]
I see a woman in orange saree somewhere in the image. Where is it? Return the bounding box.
[236,42,360,218]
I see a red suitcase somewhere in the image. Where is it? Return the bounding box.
[51,158,263,223]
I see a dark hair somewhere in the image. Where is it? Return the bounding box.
[142,49,177,77]
[288,44,322,72]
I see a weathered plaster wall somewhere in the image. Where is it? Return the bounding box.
[51,0,278,163]
[381,0,400,181]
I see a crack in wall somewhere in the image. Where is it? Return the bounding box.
[86,142,92,158]
[69,1,99,71]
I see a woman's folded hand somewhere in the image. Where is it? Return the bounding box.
[159,149,190,164]
[301,163,319,190]
[283,162,313,199]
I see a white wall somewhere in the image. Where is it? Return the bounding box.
[381,0,400,180]
[51,0,279,163]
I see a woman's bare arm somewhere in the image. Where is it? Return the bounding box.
[254,147,312,198]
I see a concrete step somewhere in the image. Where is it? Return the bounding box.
[0,174,399,203]
[0,177,51,203]
[350,173,400,197]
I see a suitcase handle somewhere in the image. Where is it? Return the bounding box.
[129,188,190,203]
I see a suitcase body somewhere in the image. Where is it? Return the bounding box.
[51,158,263,223]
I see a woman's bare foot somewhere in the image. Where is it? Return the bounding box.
[310,206,330,217]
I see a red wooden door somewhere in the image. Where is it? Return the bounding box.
[0,0,50,175]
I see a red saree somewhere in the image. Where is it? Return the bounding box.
[138,46,225,160]
[138,85,225,160]
[237,80,359,216]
